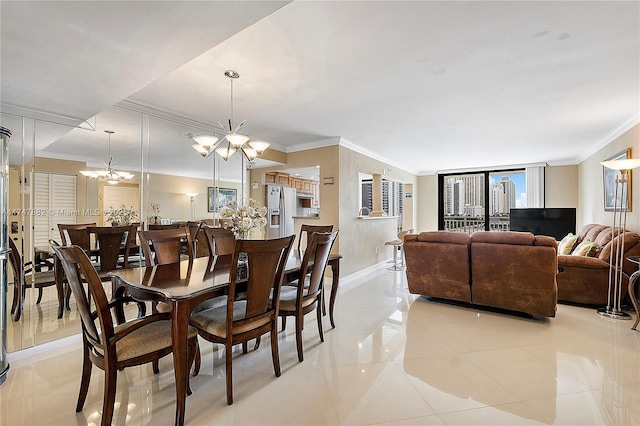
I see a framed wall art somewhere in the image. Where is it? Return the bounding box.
[603,149,631,212]
[208,187,237,212]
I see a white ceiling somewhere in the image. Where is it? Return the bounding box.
[1,1,638,180]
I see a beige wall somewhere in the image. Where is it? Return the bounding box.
[146,173,241,223]
[578,124,640,231]
[251,144,419,276]
[338,146,417,275]
[416,174,439,232]
[250,145,340,245]
[545,165,578,208]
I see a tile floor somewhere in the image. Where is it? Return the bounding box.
[2,265,640,425]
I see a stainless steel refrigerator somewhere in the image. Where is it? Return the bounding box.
[266,185,296,239]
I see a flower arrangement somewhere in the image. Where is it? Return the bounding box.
[106,204,139,225]
[149,202,161,225]
[150,202,160,216]
[220,198,267,238]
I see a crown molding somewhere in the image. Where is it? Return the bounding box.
[435,162,548,175]
[338,138,419,175]
[284,136,341,152]
[574,112,639,164]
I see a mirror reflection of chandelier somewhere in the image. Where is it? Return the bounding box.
[80,130,134,185]
[190,70,269,161]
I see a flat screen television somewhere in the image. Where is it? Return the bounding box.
[509,208,576,240]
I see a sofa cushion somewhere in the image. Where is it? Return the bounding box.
[411,231,470,245]
[558,233,579,254]
[571,238,597,257]
[470,231,534,245]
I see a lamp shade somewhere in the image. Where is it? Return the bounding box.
[216,142,236,161]
[193,135,219,146]
[226,133,249,149]
[192,143,212,158]
[241,145,258,161]
[601,158,640,171]
[248,141,269,155]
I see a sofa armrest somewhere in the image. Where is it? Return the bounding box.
[557,254,609,270]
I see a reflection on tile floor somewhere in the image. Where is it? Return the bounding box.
[2,265,640,425]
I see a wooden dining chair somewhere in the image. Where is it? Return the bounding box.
[88,226,132,274]
[122,222,142,267]
[274,231,338,362]
[8,238,58,322]
[189,235,295,405]
[202,226,236,268]
[297,224,334,251]
[51,244,199,426]
[138,227,193,266]
[58,223,96,252]
[186,221,208,258]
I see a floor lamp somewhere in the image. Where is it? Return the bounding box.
[597,157,640,320]
[185,193,198,221]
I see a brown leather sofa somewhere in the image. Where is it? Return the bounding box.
[404,231,558,317]
[557,224,640,305]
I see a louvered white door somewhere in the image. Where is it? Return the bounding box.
[34,173,76,248]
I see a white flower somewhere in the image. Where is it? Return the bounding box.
[220,198,267,237]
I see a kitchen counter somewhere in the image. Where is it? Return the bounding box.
[293,215,320,219]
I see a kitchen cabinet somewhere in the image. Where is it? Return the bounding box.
[276,173,290,186]
[264,171,320,208]
[292,178,303,191]
[265,172,276,184]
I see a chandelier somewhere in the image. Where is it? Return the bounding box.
[190,70,269,161]
[80,130,134,184]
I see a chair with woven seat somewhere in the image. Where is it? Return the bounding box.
[138,226,202,372]
[52,244,199,426]
[385,229,413,271]
[8,238,58,322]
[189,235,294,405]
[273,231,338,362]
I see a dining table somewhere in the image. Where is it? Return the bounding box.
[108,250,341,426]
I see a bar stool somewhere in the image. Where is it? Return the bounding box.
[385,229,413,271]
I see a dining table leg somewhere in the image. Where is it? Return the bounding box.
[328,258,340,329]
[171,300,191,426]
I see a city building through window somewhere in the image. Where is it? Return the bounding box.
[438,169,528,233]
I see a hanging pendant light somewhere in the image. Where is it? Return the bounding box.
[80,130,134,184]
[189,70,269,162]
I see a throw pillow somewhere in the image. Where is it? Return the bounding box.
[558,233,579,255]
[571,238,598,257]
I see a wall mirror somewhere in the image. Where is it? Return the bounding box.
[2,103,279,352]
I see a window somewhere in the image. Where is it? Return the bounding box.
[439,168,534,233]
[360,174,404,221]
